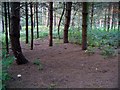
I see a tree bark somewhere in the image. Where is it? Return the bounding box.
[10,2,28,65]
[44,9,47,25]
[63,2,72,43]
[78,12,81,30]
[49,2,53,46]
[58,2,65,39]
[25,2,28,44]
[7,2,10,34]
[2,3,4,33]
[47,8,50,27]
[82,2,88,50]
[54,12,56,26]
[30,3,34,50]
[36,2,39,38]
[104,8,107,31]
[34,4,36,28]
[40,7,43,25]
[4,2,9,54]
[118,1,120,31]
[91,2,94,30]
[71,9,78,27]
[111,4,115,30]
[107,3,111,31]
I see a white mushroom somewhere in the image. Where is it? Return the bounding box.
[17,74,21,78]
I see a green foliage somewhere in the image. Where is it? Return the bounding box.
[68,27,119,58]
[48,83,56,90]
[20,26,49,42]
[68,27,119,48]
[87,30,119,48]
[0,34,10,50]
[54,39,63,44]
[33,59,43,70]
[100,45,117,58]
[0,37,14,90]
[33,59,40,65]
[68,27,82,45]
[1,49,14,90]
[20,25,65,43]
[51,26,64,39]
[85,46,95,55]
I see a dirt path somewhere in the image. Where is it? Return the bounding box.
[7,38,118,88]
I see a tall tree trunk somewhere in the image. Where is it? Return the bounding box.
[4,2,9,54]
[104,8,107,31]
[111,4,115,29]
[7,2,10,34]
[40,7,43,25]
[34,4,36,28]
[58,2,65,39]
[47,8,50,27]
[30,3,34,50]
[54,12,56,26]
[110,4,113,29]
[78,11,81,30]
[25,2,28,44]
[71,9,78,27]
[44,9,47,25]
[91,2,94,30]
[107,3,111,31]
[36,2,39,38]
[49,2,53,46]
[118,1,120,31]
[2,3,4,33]
[82,2,88,50]
[63,2,72,43]
[99,19,102,28]
[10,2,28,65]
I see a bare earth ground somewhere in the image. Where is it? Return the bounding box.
[7,38,118,88]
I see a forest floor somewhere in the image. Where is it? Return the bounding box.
[7,38,118,88]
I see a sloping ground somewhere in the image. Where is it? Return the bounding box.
[7,38,118,88]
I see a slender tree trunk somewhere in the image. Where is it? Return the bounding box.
[53,3,56,26]
[2,3,4,33]
[82,2,88,50]
[2,17,4,33]
[25,2,28,44]
[36,2,39,38]
[118,1,120,31]
[114,24,116,30]
[71,11,74,26]
[40,7,43,25]
[49,2,53,46]
[107,3,111,31]
[99,19,102,28]
[34,4,36,28]
[111,4,115,29]
[54,12,56,26]
[44,9,47,25]
[63,2,72,43]
[71,9,78,27]
[58,2,65,39]
[4,2,9,54]
[110,4,113,29]
[47,9,50,27]
[91,2,94,30]
[10,2,28,65]
[7,2,10,34]
[78,12,81,30]
[30,3,34,50]
[113,10,117,30]
[104,8,107,31]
